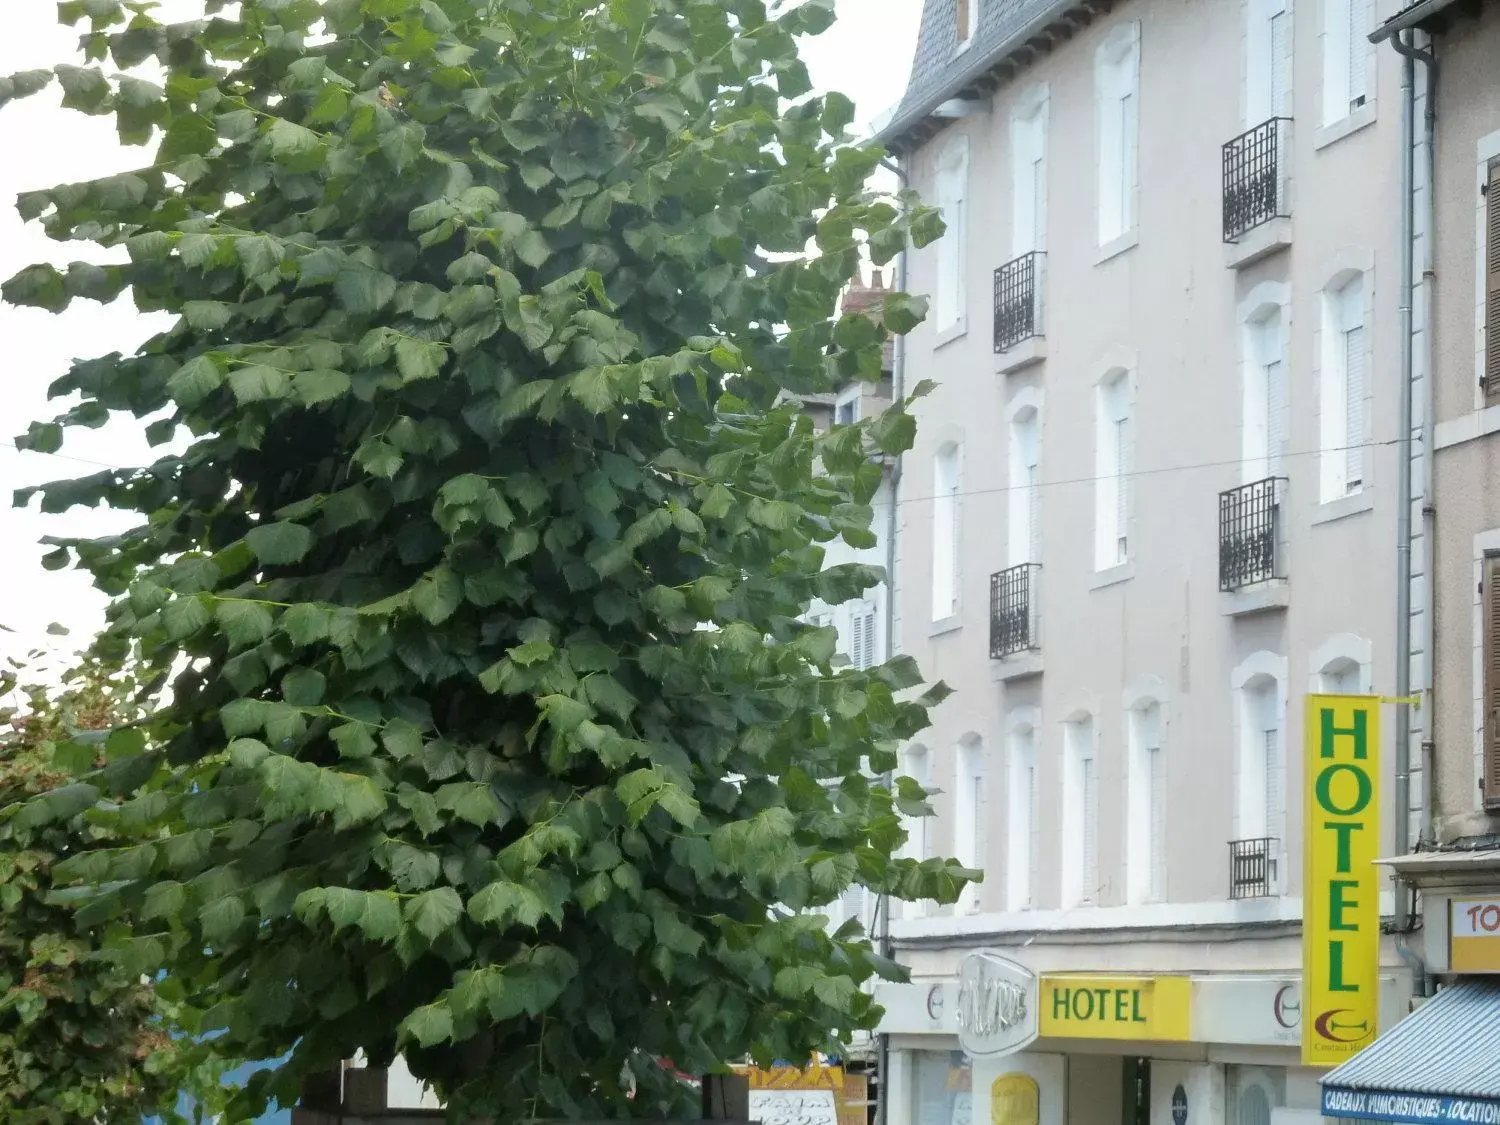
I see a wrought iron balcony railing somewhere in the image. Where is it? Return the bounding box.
[1222,117,1290,242]
[993,251,1044,354]
[1229,837,1279,899]
[1219,477,1284,592]
[989,563,1040,659]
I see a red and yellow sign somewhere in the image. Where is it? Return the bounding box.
[1302,695,1381,1066]
[1451,897,1500,972]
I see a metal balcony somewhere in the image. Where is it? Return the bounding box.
[1229,837,1279,899]
[989,563,1040,659]
[1218,477,1284,592]
[1222,117,1290,243]
[992,251,1044,355]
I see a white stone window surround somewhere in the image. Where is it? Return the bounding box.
[1123,675,1171,906]
[1313,248,1377,508]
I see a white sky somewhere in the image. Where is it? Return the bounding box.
[0,0,919,670]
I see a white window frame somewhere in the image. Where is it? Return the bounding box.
[1006,709,1040,911]
[956,0,979,48]
[834,383,862,426]
[843,599,879,671]
[1310,633,1373,695]
[1061,712,1098,907]
[933,138,970,332]
[1094,22,1141,249]
[1011,85,1050,257]
[953,736,986,915]
[1124,677,1169,906]
[1318,264,1372,503]
[1095,369,1133,570]
[1231,652,1288,894]
[1007,388,1043,566]
[1320,0,1372,128]
[931,443,961,622]
[1240,283,1290,484]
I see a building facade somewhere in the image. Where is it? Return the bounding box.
[870,1,1422,1123]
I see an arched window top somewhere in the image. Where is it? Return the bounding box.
[1007,385,1043,423]
[1231,650,1287,691]
[1123,675,1171,712]
[1239,280,1289,325]
[1006,706,1041,737]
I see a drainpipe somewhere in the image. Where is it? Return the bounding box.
[1387,28,1436,994]
[875,151,907,1125]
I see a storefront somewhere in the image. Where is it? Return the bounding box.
[876,953,1409,1125]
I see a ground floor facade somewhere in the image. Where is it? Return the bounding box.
[874,929,1411,1125]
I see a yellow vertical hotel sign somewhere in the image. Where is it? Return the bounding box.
[1302,694,1381,1067]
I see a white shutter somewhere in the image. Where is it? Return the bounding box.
[1114,416,1130,561]
[1120,89,1138,232]
[1344,325,1366,489]
[1264,727,1283,844]
[1348,0,1369,109]
[1026,761,1039,907]
[931,450,958,619]
[1265,358,1286,477]
[1148,744,1166,901]
[849,606,866,671]
[860,607,877,669]
[1027,461,1041,563]
[1269,11,1289,118]
[1081,756,1098,902]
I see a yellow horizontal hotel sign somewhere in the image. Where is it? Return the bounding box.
[1302,695,1381,1067]
[1038,975,1191,1041]
[1451,898,1500,973]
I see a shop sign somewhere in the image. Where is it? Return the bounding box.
[743,1066,849,1125]
[955,951,1039,1057]
[990,1073,1039,1125]
[1322,1087,1500,1125]
[1450,897,1500,973]
[1302,695,1381,1066]
[1038,975,1191,1041]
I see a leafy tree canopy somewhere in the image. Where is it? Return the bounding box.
[0,648,225,1123]
[3,0,962,1118]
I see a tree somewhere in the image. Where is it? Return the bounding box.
[2,0,964,1118]
[0,647,223,1123]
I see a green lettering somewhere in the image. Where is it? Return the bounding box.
[1316,763,1372,817]
[1053,988,1071,1021]
[1115,990,1130,1021]
[1320,706,1369,760]
[1094,988,1110,1017]
[1131,990,1146,1022]
[1326,820,1364,873]
[1073,988,1094,1020]
[1329,880,1359,931]
[1328,940,1358,992]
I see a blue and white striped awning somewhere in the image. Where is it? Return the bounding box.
[1321,979,1500,1125]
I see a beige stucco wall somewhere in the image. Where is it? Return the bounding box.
[892,0,1406,930]
[1427,0,1500,841]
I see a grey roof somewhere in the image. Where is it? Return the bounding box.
[1322,978,1500,1099]
[874,0,1084,149]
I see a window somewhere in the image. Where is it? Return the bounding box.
[1483,557,1500,810]
[1243,308,1286,482]
[1236,671,1284,891]
[956,0,978,45]
[1320,658,1361,694]
[1006,720,1038,910]
[1485,161,1500,405]
[1008,406,1041,565]
[1319,272,1368,501]
[846,600,878,671]
[1124,1060,1152,1125]
[1127,701,1165,904]
[934,140,969,330]
[954,737,986,914]
[1095,24,1140,246]
[834,384,861,426]
[1011,93,1048,256]
[1095,372,1131,569]
[913,1052,972,1125]
[932,444,960,620]
[1322,0,1370,126]
[1063,716,1097,906]
[1247,0,1290,124]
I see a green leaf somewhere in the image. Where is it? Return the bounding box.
[468,881,547,929]
[216,600,274,648]
[394,337,445,383]
[266,118,322,159]
[246,521,314,565]
[399,1002,454,1047]
[405,887,463,942]
[412,567,462,625]
[281,667,325,706]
